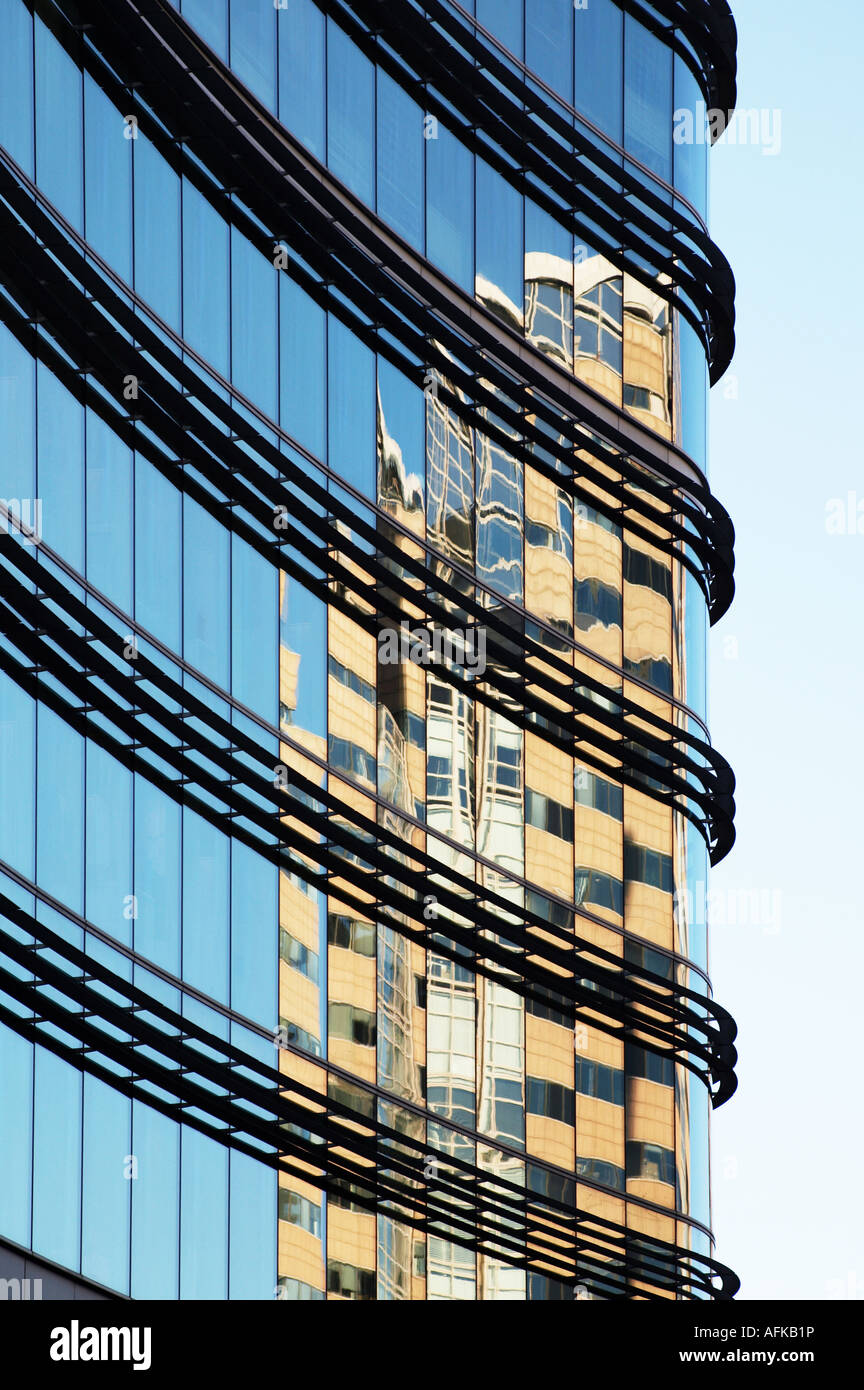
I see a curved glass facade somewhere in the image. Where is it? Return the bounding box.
[0,0,738,1300]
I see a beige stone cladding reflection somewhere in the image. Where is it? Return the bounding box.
[328,609,377,792]
[524,251,573,374]
[626,1204,677,1299]
[278,1180,324,1295]
[477,1148,526,1301]
[327,1203,376,1300]
[376,1103,427,1301]
[573,253,623,408]
[277,1050,327,1296]
[623,273,673,441]
[278,870,323,1051]
[526,732,572,896]
[577,1184,626,1292]
[327,892,376,1083]
[278,572,326,1060]
[624,784,673,951]
[526,1011,575,1171]
[576,1028,625,1191]
[326,1078,377,1300]
[627,1074,676,1209]
[573,509,622,669]
[525,464,573,637]
[623,537,672,692]
[524,732,574,1171]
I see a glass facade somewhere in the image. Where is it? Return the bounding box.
[0,0,738,1300]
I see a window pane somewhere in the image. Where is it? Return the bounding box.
[377,71,424,250]
[230,0,276,110]
[625,15,672,181]
[328,317,375,498]
[86,410,133,613]
[476,158,524,328]
[280,276,326,458]
[426,124,473,292]
[181,0,228,59]
[278,0,325,160]
[134,136,181,330]
[526,0,573,104]
[574,0,623,144]
[0,1,33,174]
[85,74,132,280]
[35,18,82,227]
[183,179,230,378]
[327,22,374,205]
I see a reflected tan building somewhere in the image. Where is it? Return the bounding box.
[0,0,740,1302]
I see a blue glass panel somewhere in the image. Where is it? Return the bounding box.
[183,809,229,1004]
[134,776,181,976]
[475,158,524,325]
[0,1025,33,1246]
[231,840,277,1027]
[684,569,707,725]
[280,573,326,739]
[327,22,374,205]
[181,0,229,59]
[477,0,522,60]
[280,276,326,459]
[574,0,623,143]
[525,0,573,104]
[184,496,230,688]
[32,1048,81,1271]
[229,1150,277,1299]
[34,18,82,228]
[180,1129,228,1298]
[134,136,181,330]
[84,75,132,280]
[86,410,133,613]
[328,317,375,499]
[232,535,277,720]
[37,364,84,573]
[232,228,278,422]
[278,0,325,161]
[377,71,424,251]
[230,0,276,110]
[624,14,672,182]
[0,0,34,175]
[135,457,182,652]
[678,317,708,469]
[685,820,708,975]
[183,179,230,378]
[86,740,133,945]
[377,358,425,507]
[0,322,35,539]
[426,124,474,292]
[37,706,83,913]
[688,1074,711,1228]
[0,672,35,878]
[674,55,708,218]
[81,1076,131,1293]
[131,1101,180,1298]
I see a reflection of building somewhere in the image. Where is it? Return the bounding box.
[0,0,738,1301]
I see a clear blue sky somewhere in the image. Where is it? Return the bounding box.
[708,0,864,1300]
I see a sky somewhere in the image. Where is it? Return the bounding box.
[707,0,864,1300]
